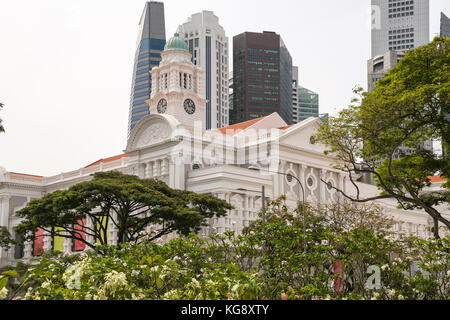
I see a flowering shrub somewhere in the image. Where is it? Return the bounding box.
[2,198,449,300]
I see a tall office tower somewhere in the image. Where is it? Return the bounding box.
[292,66,299,123]
[128,2,166,137]
[367,51,405,92]
[177,11,229,130]
[231,31,293,125]
[228,71,234,122]
[371,0,429,57]
[297,86,319,122]
[441,12,450,37]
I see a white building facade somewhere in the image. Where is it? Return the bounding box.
[177,11,230,130]
[0,34,448,267]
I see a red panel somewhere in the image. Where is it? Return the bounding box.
[33,228,45,256]
[74,219,87,251]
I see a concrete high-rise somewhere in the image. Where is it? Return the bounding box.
[441,12,450,37]
[177,11,229,130]
[371,0,429,57]
[367,51,405,92]
[128,2,166,137]
[231,31,293,125]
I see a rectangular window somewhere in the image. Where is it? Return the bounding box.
[134,83,150,91]
[136,68,150,75]
[134,91,150,99]
[72,219,87,252]
[33,228,45,256]
[95,216,109,245]
[135,75,150,83]
[132,106,149,114]
[52,227,64,252]
[133,99,148,106]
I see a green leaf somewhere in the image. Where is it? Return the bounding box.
[156,278,164,289]
[2,270,18,277]
[0,277,8,289]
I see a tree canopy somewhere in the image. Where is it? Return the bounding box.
[316,37,450,238]
[13,171,232,252]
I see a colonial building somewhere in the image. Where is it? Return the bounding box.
[0,34,448,267]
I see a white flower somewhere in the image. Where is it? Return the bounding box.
[0,287,8,300]
[398,294,405,300]
[103,271,128,295]
[389,289,396,296]
[131,270,141,277]
[371,292,380,300]
[41,281,51,290]
[281,260,287,266]
[321,240,329,246]
[381,264,388,271]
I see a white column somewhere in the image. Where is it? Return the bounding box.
[161,158,169,176]
[63,232,72,255]
[85,218,95,248]
[0,196,11,265]
[109,211,118,246]
[43,230,52,251]
[153,160,161,178]
[320,169,327,203]
[24,240,33,260]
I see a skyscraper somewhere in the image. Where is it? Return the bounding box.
[292,66,299,123]
[128,1,166,137]
[371,0,429,57]
[177,11,229,130]
[297,86,319,122]
[367,50,405,92]
[231,31,293,125]
[441,12,450,37]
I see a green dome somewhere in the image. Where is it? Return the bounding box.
[164,33,189,52]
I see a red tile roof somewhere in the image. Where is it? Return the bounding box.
[215,117,266,136]
[429,176,447,183]
[9,172,43,183]
[9,172,43,178]
[85,154,129,168]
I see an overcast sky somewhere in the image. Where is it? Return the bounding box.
[0,0,448,176]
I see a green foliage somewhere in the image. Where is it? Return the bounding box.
[12,171,232,253]
[0,226,18,250]
[316,37,450,237]
[5,198,449,301]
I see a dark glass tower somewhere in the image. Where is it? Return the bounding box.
[441,12,450,38]
[231,31,293,125]
[128,1,166,137]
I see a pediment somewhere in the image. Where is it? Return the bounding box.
[280,117,326,153]
[126,114,181,152]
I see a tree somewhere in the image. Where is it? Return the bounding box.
[12,171,232,253]
[0,102,4,133]
[316,37,450,239]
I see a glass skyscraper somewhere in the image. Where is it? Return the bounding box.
[297,86,319,122]
[231,31,293,125]
[128,1,166,137]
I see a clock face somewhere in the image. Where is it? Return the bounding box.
[157,99,167,114]
[183,99,196,115]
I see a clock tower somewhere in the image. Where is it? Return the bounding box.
[147,33,207,129]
